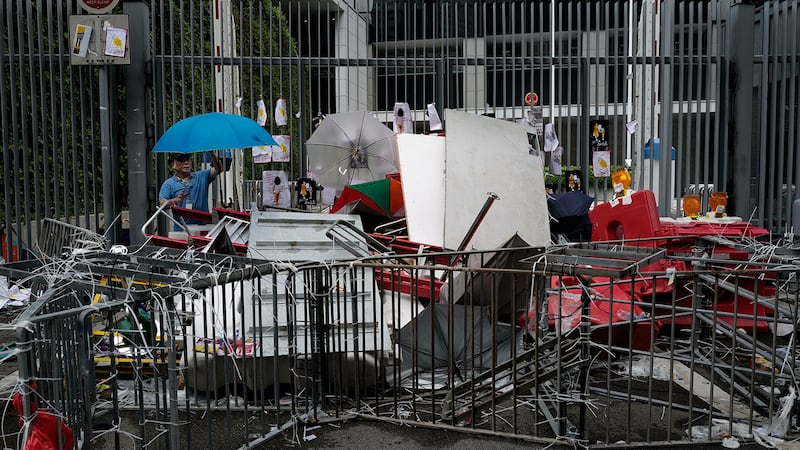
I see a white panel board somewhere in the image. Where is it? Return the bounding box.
[242,211,389,356]
[443,110,551,249]
[397,134,446,247]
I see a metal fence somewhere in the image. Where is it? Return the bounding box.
[1,244,275,449]
[1,1,799,253]
[2,236,800,448]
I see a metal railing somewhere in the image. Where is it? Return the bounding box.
[2,239,799,448]
[2,1,799,252]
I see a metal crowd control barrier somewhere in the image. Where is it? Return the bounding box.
[37,218,109,259]
[1,246,276,449]
[1,240,800,448]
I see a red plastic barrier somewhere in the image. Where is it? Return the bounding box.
[213,207,251,222]
[663,220,769,239]
[517,277,659,351]
[374,268,442,301]
[171,205,213,223]
[589,190,662,242]
[13,388,74,450]
[1,233,18,262]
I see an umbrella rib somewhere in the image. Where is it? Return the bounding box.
[332,115,358,148]
[355,112,367,150]
[360,135,395,153]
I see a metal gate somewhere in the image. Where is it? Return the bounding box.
[1,0,799,252]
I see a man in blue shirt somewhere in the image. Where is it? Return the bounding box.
[159,152,222,229]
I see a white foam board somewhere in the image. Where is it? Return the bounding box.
[397,134,446,247]
[443,110,551,249]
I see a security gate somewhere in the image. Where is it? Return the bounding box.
[1,1,799,253]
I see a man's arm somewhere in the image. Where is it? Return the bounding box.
[209,151,222,179]
[158,180,187,208]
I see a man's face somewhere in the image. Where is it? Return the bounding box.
[172,156,191,174]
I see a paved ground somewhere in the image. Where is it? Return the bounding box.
[286,419,556,449]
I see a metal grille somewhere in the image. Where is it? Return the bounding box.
[3,241,800,448]
[0,1,799,251]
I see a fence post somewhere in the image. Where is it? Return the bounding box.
[77,309,97,447]
[15,321,35,448]
[165,295,181,450]
[578,276,591,440]
[310,266,329,415]
[726,0,758,218]
[124,0,153,245]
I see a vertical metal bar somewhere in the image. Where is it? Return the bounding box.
[0,2,10,259]
[125,0,151,245]
[15,322,35,448]
[8,2,29,249]
[56,3,69,226]
[589,0,598,197]
[23,1,41,230]
[658,1,674,215]
[77,309,96,448]
[578,274,590,440]
[165,295,180,450]
[727,0,757,218]
[299,58,307,177]
[99,67,116,241]
[709,2,720,195]
[694,2,705,208]
[579,24,591,193]
[776,3,791,231]
[312,267,326,412]
[35,0,49,221]
[790,1,800,212]
[676,1,687,214]
[762,5,776,228]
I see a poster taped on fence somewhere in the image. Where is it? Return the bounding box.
[262,170,291,209]
[104,26,127,57]
[72,24,92,57]
[252,145,271,164]
[271,135,291,163]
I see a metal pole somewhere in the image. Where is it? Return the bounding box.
[166,296,180,450]
[15,322,34,448]
[658,1,675,215]
[579,59,590,191]
[452,192,499,254]
[439,192,499,282]
[99,66,117,242]
[726,0,757,218]
[298,59,307,179]
[125,0,152,245]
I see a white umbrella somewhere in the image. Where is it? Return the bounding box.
[306,111,398,199]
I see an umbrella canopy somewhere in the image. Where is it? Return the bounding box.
[152,112,278,153]
[330,177,404,217]
[440,233,538,321]
[547,191,594,220]
[397,303,514,378]
[306,111,398,198]
[547,191,594,242]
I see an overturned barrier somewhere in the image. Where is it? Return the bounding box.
[1,239,799,448]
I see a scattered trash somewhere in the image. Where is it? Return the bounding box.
[613,356,676,381]
[12,384,74,450]
[722,436,740,448]
[0,282,30,310]
[765,387,795,438]
[193,337,257,357]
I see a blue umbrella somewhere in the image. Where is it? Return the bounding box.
[152,112,278,153]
